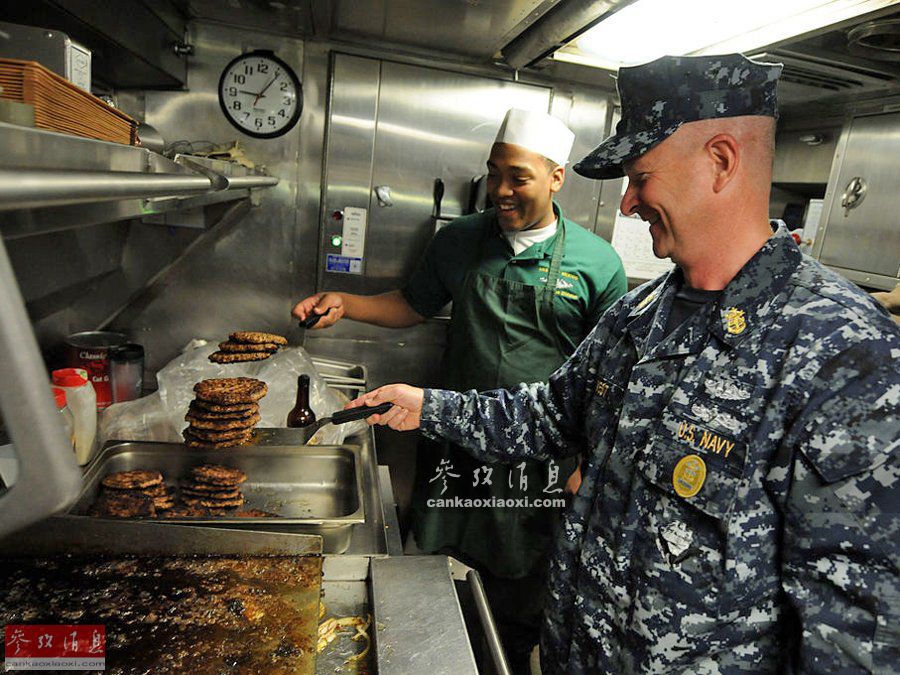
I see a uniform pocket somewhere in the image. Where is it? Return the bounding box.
[631,403,752,620]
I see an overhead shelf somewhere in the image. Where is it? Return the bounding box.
[0,122,278,239]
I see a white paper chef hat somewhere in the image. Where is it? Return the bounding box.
[494,108,576,166]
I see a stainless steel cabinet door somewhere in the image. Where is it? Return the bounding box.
[321,53,551,295]
[819,111,900,286]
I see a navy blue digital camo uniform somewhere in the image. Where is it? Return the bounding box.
[420,224,900,673]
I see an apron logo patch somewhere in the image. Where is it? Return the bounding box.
[673,454,706,498]
[595,380,611,398]
[724,307,747,335]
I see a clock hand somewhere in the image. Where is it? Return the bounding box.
[253,74,279,105]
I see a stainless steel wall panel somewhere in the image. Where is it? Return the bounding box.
[320,54,551,298]
[116,22,307,371]
[551,90,610,237]
[773,125,841,185]
[330,0,555,59]
[817,111,900,285]
[593,108,623,243]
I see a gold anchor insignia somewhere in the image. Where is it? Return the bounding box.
[636,291,657,311]
[724,307,746,335]
[673,454,706,498]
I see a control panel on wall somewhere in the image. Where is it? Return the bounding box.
[325,207,367,275]
[218,50,302,138]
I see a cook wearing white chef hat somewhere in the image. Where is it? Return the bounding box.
[489,108,576,239]
[292,103,626,675]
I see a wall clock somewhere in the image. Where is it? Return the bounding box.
[218,50,302,138]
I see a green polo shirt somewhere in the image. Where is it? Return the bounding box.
[402,204,626,354]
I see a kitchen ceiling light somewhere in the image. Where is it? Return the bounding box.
[554,0,900,71]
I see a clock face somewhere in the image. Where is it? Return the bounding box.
[218,51,302,138]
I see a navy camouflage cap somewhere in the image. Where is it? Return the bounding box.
[574,53,783,180]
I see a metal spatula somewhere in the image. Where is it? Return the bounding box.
[299,402,393,444]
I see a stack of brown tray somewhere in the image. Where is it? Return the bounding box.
[0,57,137,145]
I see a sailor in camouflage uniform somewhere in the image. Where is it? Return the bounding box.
[351,54,900,673]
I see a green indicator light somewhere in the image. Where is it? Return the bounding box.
[331,235,342,247]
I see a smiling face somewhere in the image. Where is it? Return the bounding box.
[619,129,708,265]
[487,143,564,232]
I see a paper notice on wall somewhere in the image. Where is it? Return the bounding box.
[341,206,367,258]
[611,214,675,281]
[799,199,824,254]
[610,177,674,280]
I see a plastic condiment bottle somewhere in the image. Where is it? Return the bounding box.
[52,368,97,465]
[52,387,76,455]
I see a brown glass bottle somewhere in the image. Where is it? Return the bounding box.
[287,374,316,428]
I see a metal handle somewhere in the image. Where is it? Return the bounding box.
[329,402,393,425]
[840,176,867,214]
[300,307,331,329]
[466,569,512,675]
[433,178,444,219]
[0,236,83,538]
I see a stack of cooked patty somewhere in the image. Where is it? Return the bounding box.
[184,377,267,448]
[177,463,247,513]
[90,469,174,517]
[208,331,287,364]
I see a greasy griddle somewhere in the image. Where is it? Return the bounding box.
[0,553,322,674]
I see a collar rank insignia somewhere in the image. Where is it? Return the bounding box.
[636,290,657,311]
[724,307,747,335]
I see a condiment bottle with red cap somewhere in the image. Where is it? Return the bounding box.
[52,387,76,455]
[52,368,97,465]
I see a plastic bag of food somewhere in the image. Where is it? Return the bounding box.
[98,341,363,447]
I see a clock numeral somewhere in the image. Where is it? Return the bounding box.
[233,74,246,84]
[280,81,289,91]
[268,116,276,126]
[232,100,242,111]
[244,64,253,75]
[278,109,286,118]
[283,96,292,106]
[228,86,237,96]
[255,118,263,129]
[257,63,269,74]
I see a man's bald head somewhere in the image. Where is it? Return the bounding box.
[674,116,776,190]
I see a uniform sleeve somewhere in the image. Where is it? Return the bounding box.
[780,344,900,672]
[420,316,613,463]
[400,228,453,318]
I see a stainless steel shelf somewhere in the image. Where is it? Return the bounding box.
[0,122,278,239]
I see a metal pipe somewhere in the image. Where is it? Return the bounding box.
[502,0,636,69]
[0,168,213,211]
[225,175,281,189]
[466,569,512,675]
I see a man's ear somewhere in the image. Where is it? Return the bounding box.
[550,165,565,194]
[706,134,740,193]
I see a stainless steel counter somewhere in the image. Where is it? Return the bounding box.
[0,357,484,673]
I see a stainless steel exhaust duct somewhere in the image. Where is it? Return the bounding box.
[501,0,636,70]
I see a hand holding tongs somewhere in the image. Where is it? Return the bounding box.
[299,307,332,329]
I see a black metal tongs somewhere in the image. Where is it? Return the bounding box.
[299,307,332,329]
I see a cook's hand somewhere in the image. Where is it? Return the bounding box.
[291,292,344,329]
[346,384,423,431]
